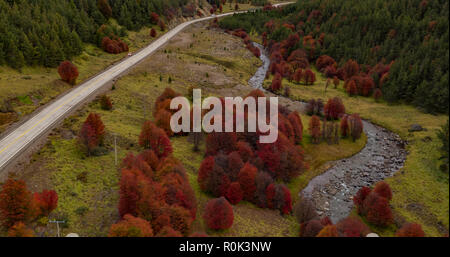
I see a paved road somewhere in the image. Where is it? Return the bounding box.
[0,3,293,173]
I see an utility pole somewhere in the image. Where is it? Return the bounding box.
[49,220,65,237]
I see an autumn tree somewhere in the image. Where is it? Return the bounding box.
[238,163,258,202]
[79,113,105,155]
[226,182,244,205]
[317,225,338,237]
[58,61,79,85]
[100,95,113,110]
[309,115,321,144]
[270,73,283,92]
[300,219,324,237]
[150,12,160,24]
[203,197,234,230]
[373,181,392,201]
[373,88,383,102]
[266,183,292,215]
[363,191,393,227]
[138,121,173,158]
[303,69,316,85]
[33,190,58,217]
[336,217,370,237]
[109,214,153,237]
[150,28,157,38]
[7,222,34,237]
[0,179,35,228]
[316,55,336,72]
[340,115,349,138]
[205,132,237,156]
[395,223,425,237]
[333,76,340,88]
[324,97,345,120]
[348,114,363,141]
[293,195,318,224]
[288,111,303,144]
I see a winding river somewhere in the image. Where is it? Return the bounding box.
[249,43,408,223]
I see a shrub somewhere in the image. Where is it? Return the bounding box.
[84,113,105,144]
[363,192,393,227]
[324,97,345,120]
[58,61,79,85]
[150,28,157,38]
[156,226,183,237]
[203,197,234,230]
[373,181,392,201]
[109,214,153,237]
[155,109,173,137]
[317,225,338,237]
[305,99,323,116]
[270,73,282,92]
[236,141,253,163]
[254,171,273,208]
[333,76,340,88]
[198,156,215,193]
[138,121,173,158]
[238,163,258,202]
[373,88,383,102]
[316,55,336,71]
[395,223,425,237]
[7,222,34,237]
[348,114,363,141]
[78,122,98,156]
[309,115,321,144]
[100,95,113,110]
[300,219,323,237]
[346,80,358,96]
[266,183,292,214]
[226,182,244,205]
[288,111,303,144]
[340,115,349,138]
[205,132,237,156]
[336,217,370,237]
[0,179,35,228]
[353,186,372,214]
[303,69,316,85]
[33,190,58,217]
[293,195,318,224]
[227,151,244,181]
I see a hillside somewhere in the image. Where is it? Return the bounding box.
[219,0,449,113]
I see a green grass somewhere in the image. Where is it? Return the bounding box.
[268,70,449,237]
[0,23,164,133]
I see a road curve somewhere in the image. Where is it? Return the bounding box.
[0,2,293,173]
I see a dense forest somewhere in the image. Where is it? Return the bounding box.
[219,0,449,113]
[0,0,193,69]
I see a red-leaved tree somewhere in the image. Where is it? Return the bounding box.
[203,197,234,230]
[0,179,35,228]
[58,61,79,85]
[139,121,173,158]
[33,190,58,217]
[226,182,244,205]
[395,223,425,237]
[109,214,153,237]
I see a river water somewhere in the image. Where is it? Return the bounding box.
[248,43,407,223]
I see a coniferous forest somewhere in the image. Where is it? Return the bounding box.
[0,0,191,69]
[219,0,449,113]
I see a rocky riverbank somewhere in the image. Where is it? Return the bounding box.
[248,43,408,223]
